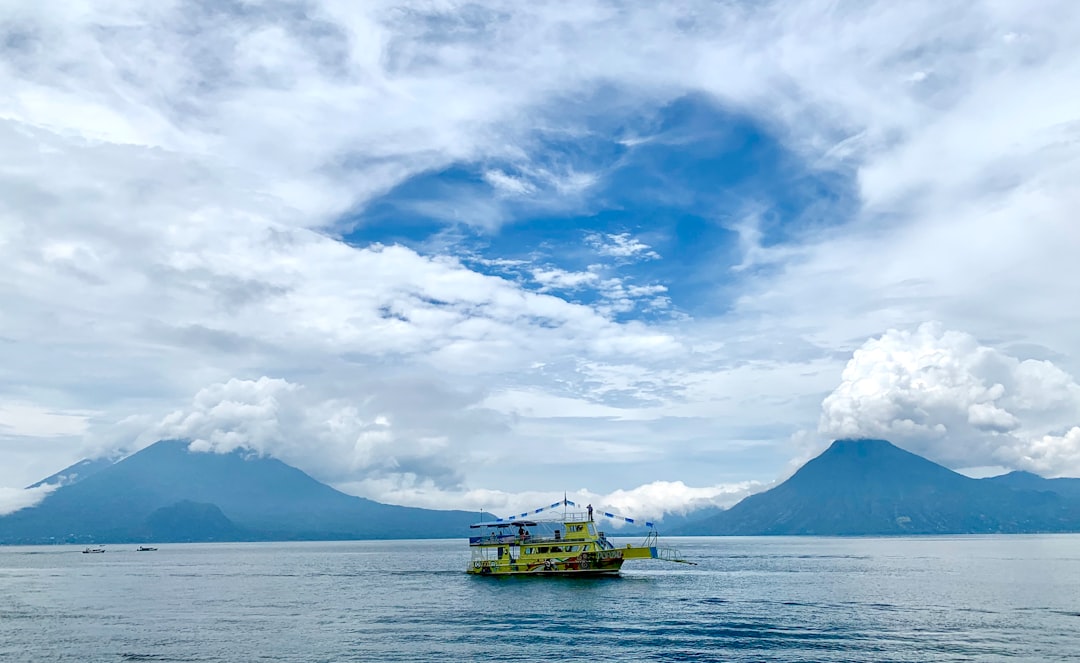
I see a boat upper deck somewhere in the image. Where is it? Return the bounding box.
[468,513,605,547]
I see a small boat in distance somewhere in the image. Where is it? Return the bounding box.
[467,498,693,576]
[82,546,105,554]
[136,546,158,552]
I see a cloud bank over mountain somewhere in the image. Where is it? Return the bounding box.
[2,1,1079,513]
[0,484,57,517]
[820,323,1080,477]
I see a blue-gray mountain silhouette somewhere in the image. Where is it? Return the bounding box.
[0,440,492,544]
[981,470,1080,500]
[685,439,1080,535]
[141,500,245,542]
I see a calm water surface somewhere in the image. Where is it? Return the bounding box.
[2,536,1079,662]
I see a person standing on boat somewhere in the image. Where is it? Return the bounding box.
[587,504,593,521]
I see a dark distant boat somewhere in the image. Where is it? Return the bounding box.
[136,546,158,552]
[82,546,105,554]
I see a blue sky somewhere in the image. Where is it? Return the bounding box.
[1,1,1079,519]
[346,94,856,321]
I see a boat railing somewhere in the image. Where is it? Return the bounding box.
[469,533,591,546]
[653,545,696,565]
[560,510,592,522]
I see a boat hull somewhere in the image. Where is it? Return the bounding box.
[467,549,627,576]
[470,569,621,577]
[468,567,623,576]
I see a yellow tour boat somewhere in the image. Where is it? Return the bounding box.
[467,498,693,576]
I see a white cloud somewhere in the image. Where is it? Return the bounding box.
[0,484,58,516]
[331,481,759,526]
[479,388,636,421]
[587,232,661,261]
[480,165,597,200]
[596,279,670,315]
[527,265,669,316]
[819,322,1080,474]
[139,376,479,488]
[0,403,93,437]
[482,169,536,196]
[1015,427,1080,477]
[127,376,767,513]
[589,480,762,520]
[530,267,600,291]
[158,377,301,456]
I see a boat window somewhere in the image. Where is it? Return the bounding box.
[498,547,504,559]
[538,547,549,553]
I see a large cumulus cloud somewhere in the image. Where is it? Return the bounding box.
[135,376,487,490]
[820,322,1080,475]
[120,376,761,517]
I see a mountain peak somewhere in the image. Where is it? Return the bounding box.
[981,470,1080,499]
[993,470,1044,480]
[685,436,1080,535]
[797,438,952,487]
[1,438,486,544]
[825,438,904,455]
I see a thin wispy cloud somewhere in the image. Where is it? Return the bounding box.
[587,233,661,261]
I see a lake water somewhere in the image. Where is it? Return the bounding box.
[2,536,1079,662]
